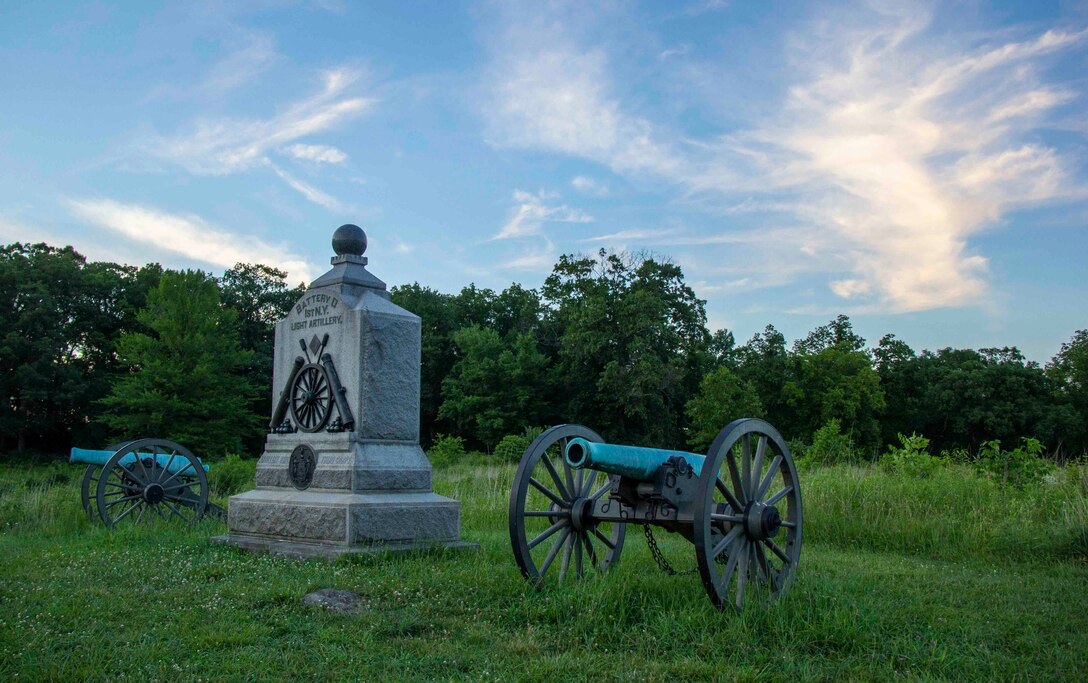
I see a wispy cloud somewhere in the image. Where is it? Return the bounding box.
[145,31,278,101]
[483,2,1087,313]
[494,189,593,240]
[281,143,348,164]
[484,15,684,182]
[0,216,119,265]
[148,67,373,175]
[660,44,691,60]
[728,14,1088,311]
[571,175,610,196]
[68,198,317,282]
[497,242,557,270]
[271,165,348,212]
[579,228,672,243]
[202,31,278,93]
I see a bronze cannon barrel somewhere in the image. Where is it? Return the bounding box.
[563,437,705,481]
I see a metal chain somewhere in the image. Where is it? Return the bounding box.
[643,525,699,576]
[644,524,732,575]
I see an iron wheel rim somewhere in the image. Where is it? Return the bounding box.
[694,418,803,610]
[509,424,626,587]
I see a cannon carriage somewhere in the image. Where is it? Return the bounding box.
[508,419,802,610]
[71,438,222,527]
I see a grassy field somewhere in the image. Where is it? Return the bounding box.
[1,457,1086,681]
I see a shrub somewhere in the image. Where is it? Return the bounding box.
[208,454,254,497]
[880,432,943,478]
[786,438,808,462]
[802,419,859,466]
[940,447,971,464]
[427,434,466,465]
[493,434,531,463]
[974,438,1054,488]
[522,425,545,443]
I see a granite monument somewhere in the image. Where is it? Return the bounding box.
[215,224,472,558]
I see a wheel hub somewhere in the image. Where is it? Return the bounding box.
[744,501,782,540]
[143,482,165,505]
[570,497,594,532]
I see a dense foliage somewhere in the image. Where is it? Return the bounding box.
[1,241,1085,460]
[0,243,162,452]
[98,270,260,456]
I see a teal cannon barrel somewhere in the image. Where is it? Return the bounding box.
[564,437,705,481]
[69,447,209,476]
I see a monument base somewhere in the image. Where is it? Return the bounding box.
[211,534,477,561]
[222,488,466,544]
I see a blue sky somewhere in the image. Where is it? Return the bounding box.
[1,1,1086,361]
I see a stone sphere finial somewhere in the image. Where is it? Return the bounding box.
[332,224,367,256]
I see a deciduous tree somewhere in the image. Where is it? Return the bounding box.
[439,326,548,448]
[686,366,764,451]
[219,263,304,451]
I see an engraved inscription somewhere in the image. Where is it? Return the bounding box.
[291,293,343,331]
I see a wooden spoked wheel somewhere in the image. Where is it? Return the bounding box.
[509,424,626,587]
[290,364,333,432]
[81,465,100,517]
[694,419,803,610]
[95,438,209,527]
[81,441,135,518]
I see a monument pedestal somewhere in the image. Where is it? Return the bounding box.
[215,224,475,560]
[215,489,473,559]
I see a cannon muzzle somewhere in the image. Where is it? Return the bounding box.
[563,437,705,481]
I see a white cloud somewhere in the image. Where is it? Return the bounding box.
[149,68,373,175]
[145,31,278,101]
[728,15,1087,311]
[202,32,278,93]
[271,165,348,212]
[483,3,1087,313]
[660,44,691,60]
[0,216,126,265]
[579,228,672,243]
[484,18,684,181]
[281,143,348,164]
[830,279,873,299]
[68,198,317,282]
[498,243,556,270]
[494,189,593,240]
[571,175,610,196]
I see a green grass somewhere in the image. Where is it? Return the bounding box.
[0,457,1086,681]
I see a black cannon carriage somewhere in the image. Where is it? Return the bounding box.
[508,419,802,609]
[70,438,223,527]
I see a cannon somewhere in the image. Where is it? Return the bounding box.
[508,419,802,610]
[70,438,222,527]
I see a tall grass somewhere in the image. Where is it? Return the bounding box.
[801,462,1087,562]
[1061,463,1088,558]
[0,463,89,535]
[2,455,1085,563]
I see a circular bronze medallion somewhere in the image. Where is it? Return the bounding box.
[288,445,317,490]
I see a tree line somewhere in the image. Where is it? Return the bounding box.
[2,242,1085,460]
